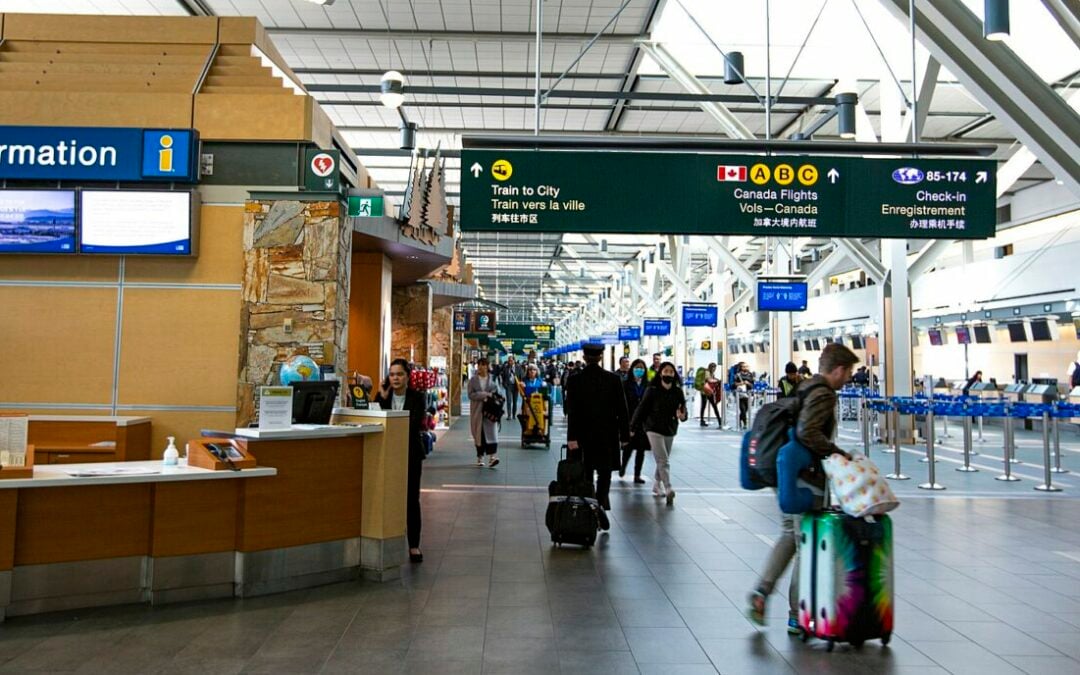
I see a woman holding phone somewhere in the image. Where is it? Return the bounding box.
[630,361,687,505]
[374,359,427,563]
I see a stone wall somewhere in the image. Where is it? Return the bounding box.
[237,199,351,425]
[390,284,431,365]
[430,307,452,363]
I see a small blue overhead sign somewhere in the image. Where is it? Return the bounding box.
[618,325,642,341]
[0,126,199,182]
[682,304,718,327]
[643,319,672,336]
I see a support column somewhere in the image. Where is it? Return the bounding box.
[881,238,914,440]
[770,241,793,381]
[391,284,433,365]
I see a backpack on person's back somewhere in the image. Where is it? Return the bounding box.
[739,382,827,490]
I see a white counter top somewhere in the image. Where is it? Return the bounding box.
[332,407,409,419]
[27,415,152,427]
[0,460,276,489]
[233,423,384,440]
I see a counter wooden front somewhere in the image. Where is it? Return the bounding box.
[0,412,410,620]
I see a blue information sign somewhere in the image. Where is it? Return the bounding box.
[643,319,672,336]
[682,304,718,327]
[757,281,808,311]
[618,325,642,341]
[601,332,619,345]
[0,126,199,182]
[453,310,472,332]
[588,335,604,345]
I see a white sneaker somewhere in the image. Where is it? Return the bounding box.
[652,484,664,497]
[476,458,485,467]
[488,455,500,468]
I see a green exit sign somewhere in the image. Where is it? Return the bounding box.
[348,195,384,218]
[460,150,996,239]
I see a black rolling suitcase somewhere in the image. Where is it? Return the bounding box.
[546,445,607,546]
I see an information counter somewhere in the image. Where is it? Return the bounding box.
[0,409,409,621]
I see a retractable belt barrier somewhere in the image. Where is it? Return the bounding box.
[857,397,1072,492]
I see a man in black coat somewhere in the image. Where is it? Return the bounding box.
[565,344,630,510]
[373,358,428,563]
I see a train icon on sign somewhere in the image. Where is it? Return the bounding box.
[892,167,925,185]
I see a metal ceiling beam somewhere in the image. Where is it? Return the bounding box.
[878,0,1080,197]
[174,0,212,15]
[700,237,756,289]
[996,89,1080,196]
[805,247,848,289]
[908,238,953,282]
[265,28,646,44]
[461,134,997,156]
[307,83,828,106]
[1041,0,1080,50]
[324,100,780,113]
[899,57,942,141]
[605,0,668,131]
[296,68,625,80]
[637,41,755,139]
[834,239,886,284]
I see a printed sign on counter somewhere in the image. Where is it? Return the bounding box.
[259,386,294,430]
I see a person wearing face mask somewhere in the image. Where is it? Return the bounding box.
[468,357,501,469]
[374,358,427,563]
[630,361,687,505]
[619,358,651,484]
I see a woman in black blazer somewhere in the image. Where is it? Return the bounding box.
[374,358,427,563]
[619,358,650,484]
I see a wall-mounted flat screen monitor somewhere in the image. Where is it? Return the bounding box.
[955,326,972,344]
[1030,319,1053,341]
[850,335,864,349]
[740,344,748,353]
[1074,318,1080,339]
[823,337,833,345]
[0,190,76,254]
[729,343,738,355]
[757,281,808,311]
[973,324,992,343]
[811,338,821,351]
[79,190,197,255]
[793,340,799,352]
[928,329,943,346]
[804,340,813,351]
[1006,322,1027,342]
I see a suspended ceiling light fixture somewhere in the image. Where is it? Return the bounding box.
[300,0,335,5]
[835,93,858,139]
[380,70,405,109]
[983,0,1010,41]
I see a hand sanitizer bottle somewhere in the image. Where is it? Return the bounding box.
[163,436,179,467]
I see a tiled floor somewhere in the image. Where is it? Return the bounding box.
[2,399,1080,674]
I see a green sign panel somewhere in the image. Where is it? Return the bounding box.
[461,150,996,239]
[304,148,340,192]
[494,322,557,342]
[348,195,384,217]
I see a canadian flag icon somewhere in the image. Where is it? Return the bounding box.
[717,165,747,182]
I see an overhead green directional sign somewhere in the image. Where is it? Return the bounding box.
[460,150,996,239]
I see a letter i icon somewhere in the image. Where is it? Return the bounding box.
[158,134,174,172]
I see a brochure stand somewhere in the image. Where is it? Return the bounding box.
[0,444,34,480]
[187,437,257,471]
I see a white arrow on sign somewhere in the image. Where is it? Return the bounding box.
[470,162,483,178]
[827,168,840,184]
[975,171,987,184]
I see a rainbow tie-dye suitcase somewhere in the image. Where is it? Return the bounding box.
[797,510,893,650]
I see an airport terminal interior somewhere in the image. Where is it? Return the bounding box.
[0,0,1079,673]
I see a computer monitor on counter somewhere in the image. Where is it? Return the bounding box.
[291,381,340,425]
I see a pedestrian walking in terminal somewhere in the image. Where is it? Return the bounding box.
[374,358,427,563]
[565,343,630,510]
[631,361,687,505]
[698,362,722,426]
[501,355,519,420]
[779,362,800,397]
[748,343,858,632]
[468,357,501,468]
[620,358,651,484]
